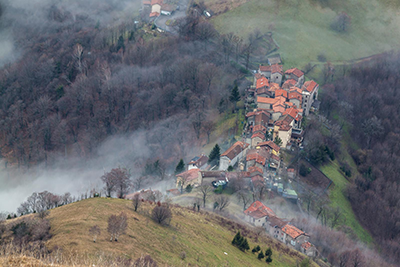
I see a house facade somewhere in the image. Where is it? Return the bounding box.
[219,141,249,170]
[244,201,276,227]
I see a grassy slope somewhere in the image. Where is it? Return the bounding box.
[319,162,373,244]
[207,0,400,68]
[46,198,315,266]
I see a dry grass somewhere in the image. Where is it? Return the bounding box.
[0,197,319,266]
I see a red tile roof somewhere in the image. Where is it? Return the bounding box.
[253,124,267,133]
[301,242,313,250]
[248,166,263,175]
[176,168,200,182]
[285,68,304,78]
[143,0,151,5]
[283,107,300,120]
[288,90,302,102]
[275,89,288,99]
[257,96,277,105]
[256,76,270,89]
[244,201,276,218]
[259,65,271,72]
[251,132,266,140]
[271,64,283,74]
[283,79,297,89]
[149,12,160,17]
[287,168,295,173]
[254,73,262,80]
[258,141,280,152]
[268,216,288,228]
[221,141,249,160]
[302,80,318,93]
[282,224,305,239]
[251,175,264,186]
[188,154,209,167]
[246,153,267,166]
[151,0,163,5]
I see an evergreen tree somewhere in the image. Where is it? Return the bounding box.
[208,144,221,165]
[185,184,193,193]
[265,247,272,257]
[255,245,261,252]
[257,251,265,260]
[227,165,234,172]
[239,237,250,251]
[274,136,282,147]
[266,255,272,263]
[116,35,125,52]
[232,231,241,246]
[229,84,240,110]
[252,246,258,253]
[175,159,185,174]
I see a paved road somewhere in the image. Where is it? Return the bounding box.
[155,0,190,34]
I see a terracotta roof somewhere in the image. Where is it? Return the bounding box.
[268,216,287,228]
[247,147,270,159]
[275,89,288,99]
[254,73,262,80]
[271,154,280,162]
[303,80,318,93]
[143,0,151,5]
[287,168,295,173]
[259,65,271,72]
[149,12,160,17]
[272,104,285,114]
[256,76,270,89]
[257,96,277,105]
[301,242,313,250]
[246,153,267,166]
[151,0,163,5]
[244,201,276,218]
[283,107,300,120]
[288,90,302,102]
[253,124,267,133]
[258,141,280,152]
[221,141,249,160]
[248,166,263,175]
[283,79,297,89]
[271,64,283,74]
[251,132,266,140]
[176,169,200,182]
[282,224,305,239]
[285,68,304,78]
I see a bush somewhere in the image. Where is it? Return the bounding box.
[179,251,186,260]
[151,205,172,226]
[299,164,311,177]
[185,184,193,193]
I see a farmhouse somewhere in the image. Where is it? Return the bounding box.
[175,168,201,189]
[188,154,209,170]
[281,224,309,250]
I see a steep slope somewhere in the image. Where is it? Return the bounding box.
[45,198,314,266]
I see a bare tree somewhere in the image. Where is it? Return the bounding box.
[151,205,172,226]
[107,212,128,242]
[202,121,215,144]
[133,176,146,191]
[132,194,141,212]
[101,167,131,198]
[237,190,251,210]
[198,185,213,208]
[214,195,230,211]
[330,206,344,228]
[89,225,101,242]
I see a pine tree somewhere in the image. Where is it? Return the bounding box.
[175,159,185,174]
[232,231,241,246]
[274,136,282,147]
[252,246,258,253]
[229,84,240,110]
[265,247,272,257]
[256,245,261,252]
[266,255,273,263]
[208,144,221,165]
[240,237,250,251]
[257,251,265,260]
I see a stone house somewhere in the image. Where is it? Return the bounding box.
[270,64,283,85]
[244,201,276,227]
[246,153,267,170]
[265,216,288,240]
[288,88,302,109]
[219,141,249,170]
[188,154,209,170]
[246,109,271,127]
[251,132,266,148]
[281,224,309,250]
[301,242,318,257]
[285,68,304,87]
[258,65,271,78]
[176,168,201,189]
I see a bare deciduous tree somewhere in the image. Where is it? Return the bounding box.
[237,190,251,210]
[214,195,230,211]
[198,185,213,208]
[107,212,128,242]
[89,225,101,242]
[132,194,141,212]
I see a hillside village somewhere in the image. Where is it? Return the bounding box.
[171,60,321,258]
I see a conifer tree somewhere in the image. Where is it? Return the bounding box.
[175,159,185,174]
[240,237,250,251]
[208,144,221,165]
[266,255,272,263]
[265,247,272,257]
[229,84,240,110]
[232,231,241,246]
[258,251,265,260]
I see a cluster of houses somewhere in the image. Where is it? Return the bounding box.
[143,0,178,17]
[172,61,320,257]
[244,201,318,257]
[246,62,320,148]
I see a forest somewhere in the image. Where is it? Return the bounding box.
[321,54,400,262]
[0,0,247,170]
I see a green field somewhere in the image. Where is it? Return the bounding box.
[207,0,400,68]
[320,162,373,244]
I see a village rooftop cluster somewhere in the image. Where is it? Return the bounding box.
[172,58,320,257]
